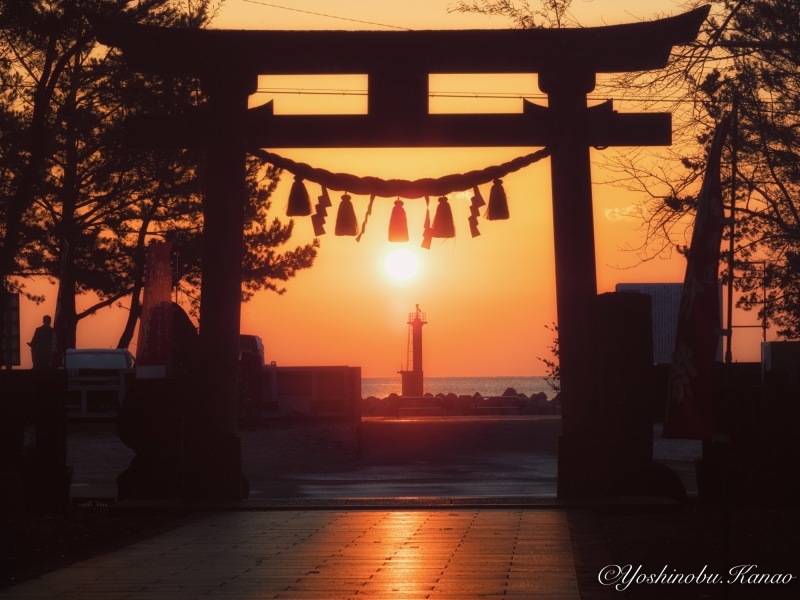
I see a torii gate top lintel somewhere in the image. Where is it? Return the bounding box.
[92,6,709,78]
[92,7,709,150]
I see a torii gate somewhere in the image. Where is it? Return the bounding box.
[93,6,708,501]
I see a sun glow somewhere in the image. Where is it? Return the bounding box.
[384,248,420,281]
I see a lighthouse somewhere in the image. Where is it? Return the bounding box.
[400,305,426,397]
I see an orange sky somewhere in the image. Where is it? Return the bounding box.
[16,0,769,375]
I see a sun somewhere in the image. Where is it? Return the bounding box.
[384,248,420,281]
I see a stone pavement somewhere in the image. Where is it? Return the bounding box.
[0,508,579,599]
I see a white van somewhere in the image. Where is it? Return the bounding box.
[65,348,135,371]
[65,349,135,417]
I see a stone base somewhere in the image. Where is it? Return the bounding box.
[183,433,248,501]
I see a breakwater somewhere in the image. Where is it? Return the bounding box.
[362,375,553,399]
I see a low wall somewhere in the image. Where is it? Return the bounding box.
[240,365,361,422]
[0,370,71,510]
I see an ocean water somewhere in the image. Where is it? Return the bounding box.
[361,376,553,399]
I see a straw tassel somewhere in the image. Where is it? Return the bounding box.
[486,178,510,220]
[286,176,312,216]
[388,199,409,242]
[431,196,455,238]
[469,186,486,237]
[335,194,358,236]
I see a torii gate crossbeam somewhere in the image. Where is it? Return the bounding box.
[92,6,709,501]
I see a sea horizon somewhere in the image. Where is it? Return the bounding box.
[361,375,553,399]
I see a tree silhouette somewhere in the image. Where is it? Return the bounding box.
[600,0,800,339]
[448,0,576,29]
[537,322,560,397]
[0,0,317,357]
[451,0,800,339]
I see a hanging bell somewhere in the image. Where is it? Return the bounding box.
[335,194,358,236]
[286,176,311,216]
[388,199,409,242]
[431,196,455,238]
[486,178,510,220]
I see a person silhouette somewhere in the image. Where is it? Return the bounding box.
[28,315,55,369]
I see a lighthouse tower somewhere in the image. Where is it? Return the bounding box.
[400,305,426,397]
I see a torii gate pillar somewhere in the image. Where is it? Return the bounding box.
[181,73,255,499]
[540,69,606,498]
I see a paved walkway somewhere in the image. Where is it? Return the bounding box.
[0,509,579,599]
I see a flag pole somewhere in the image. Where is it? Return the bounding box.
[722,95,739,592]
[725,94,739,364]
